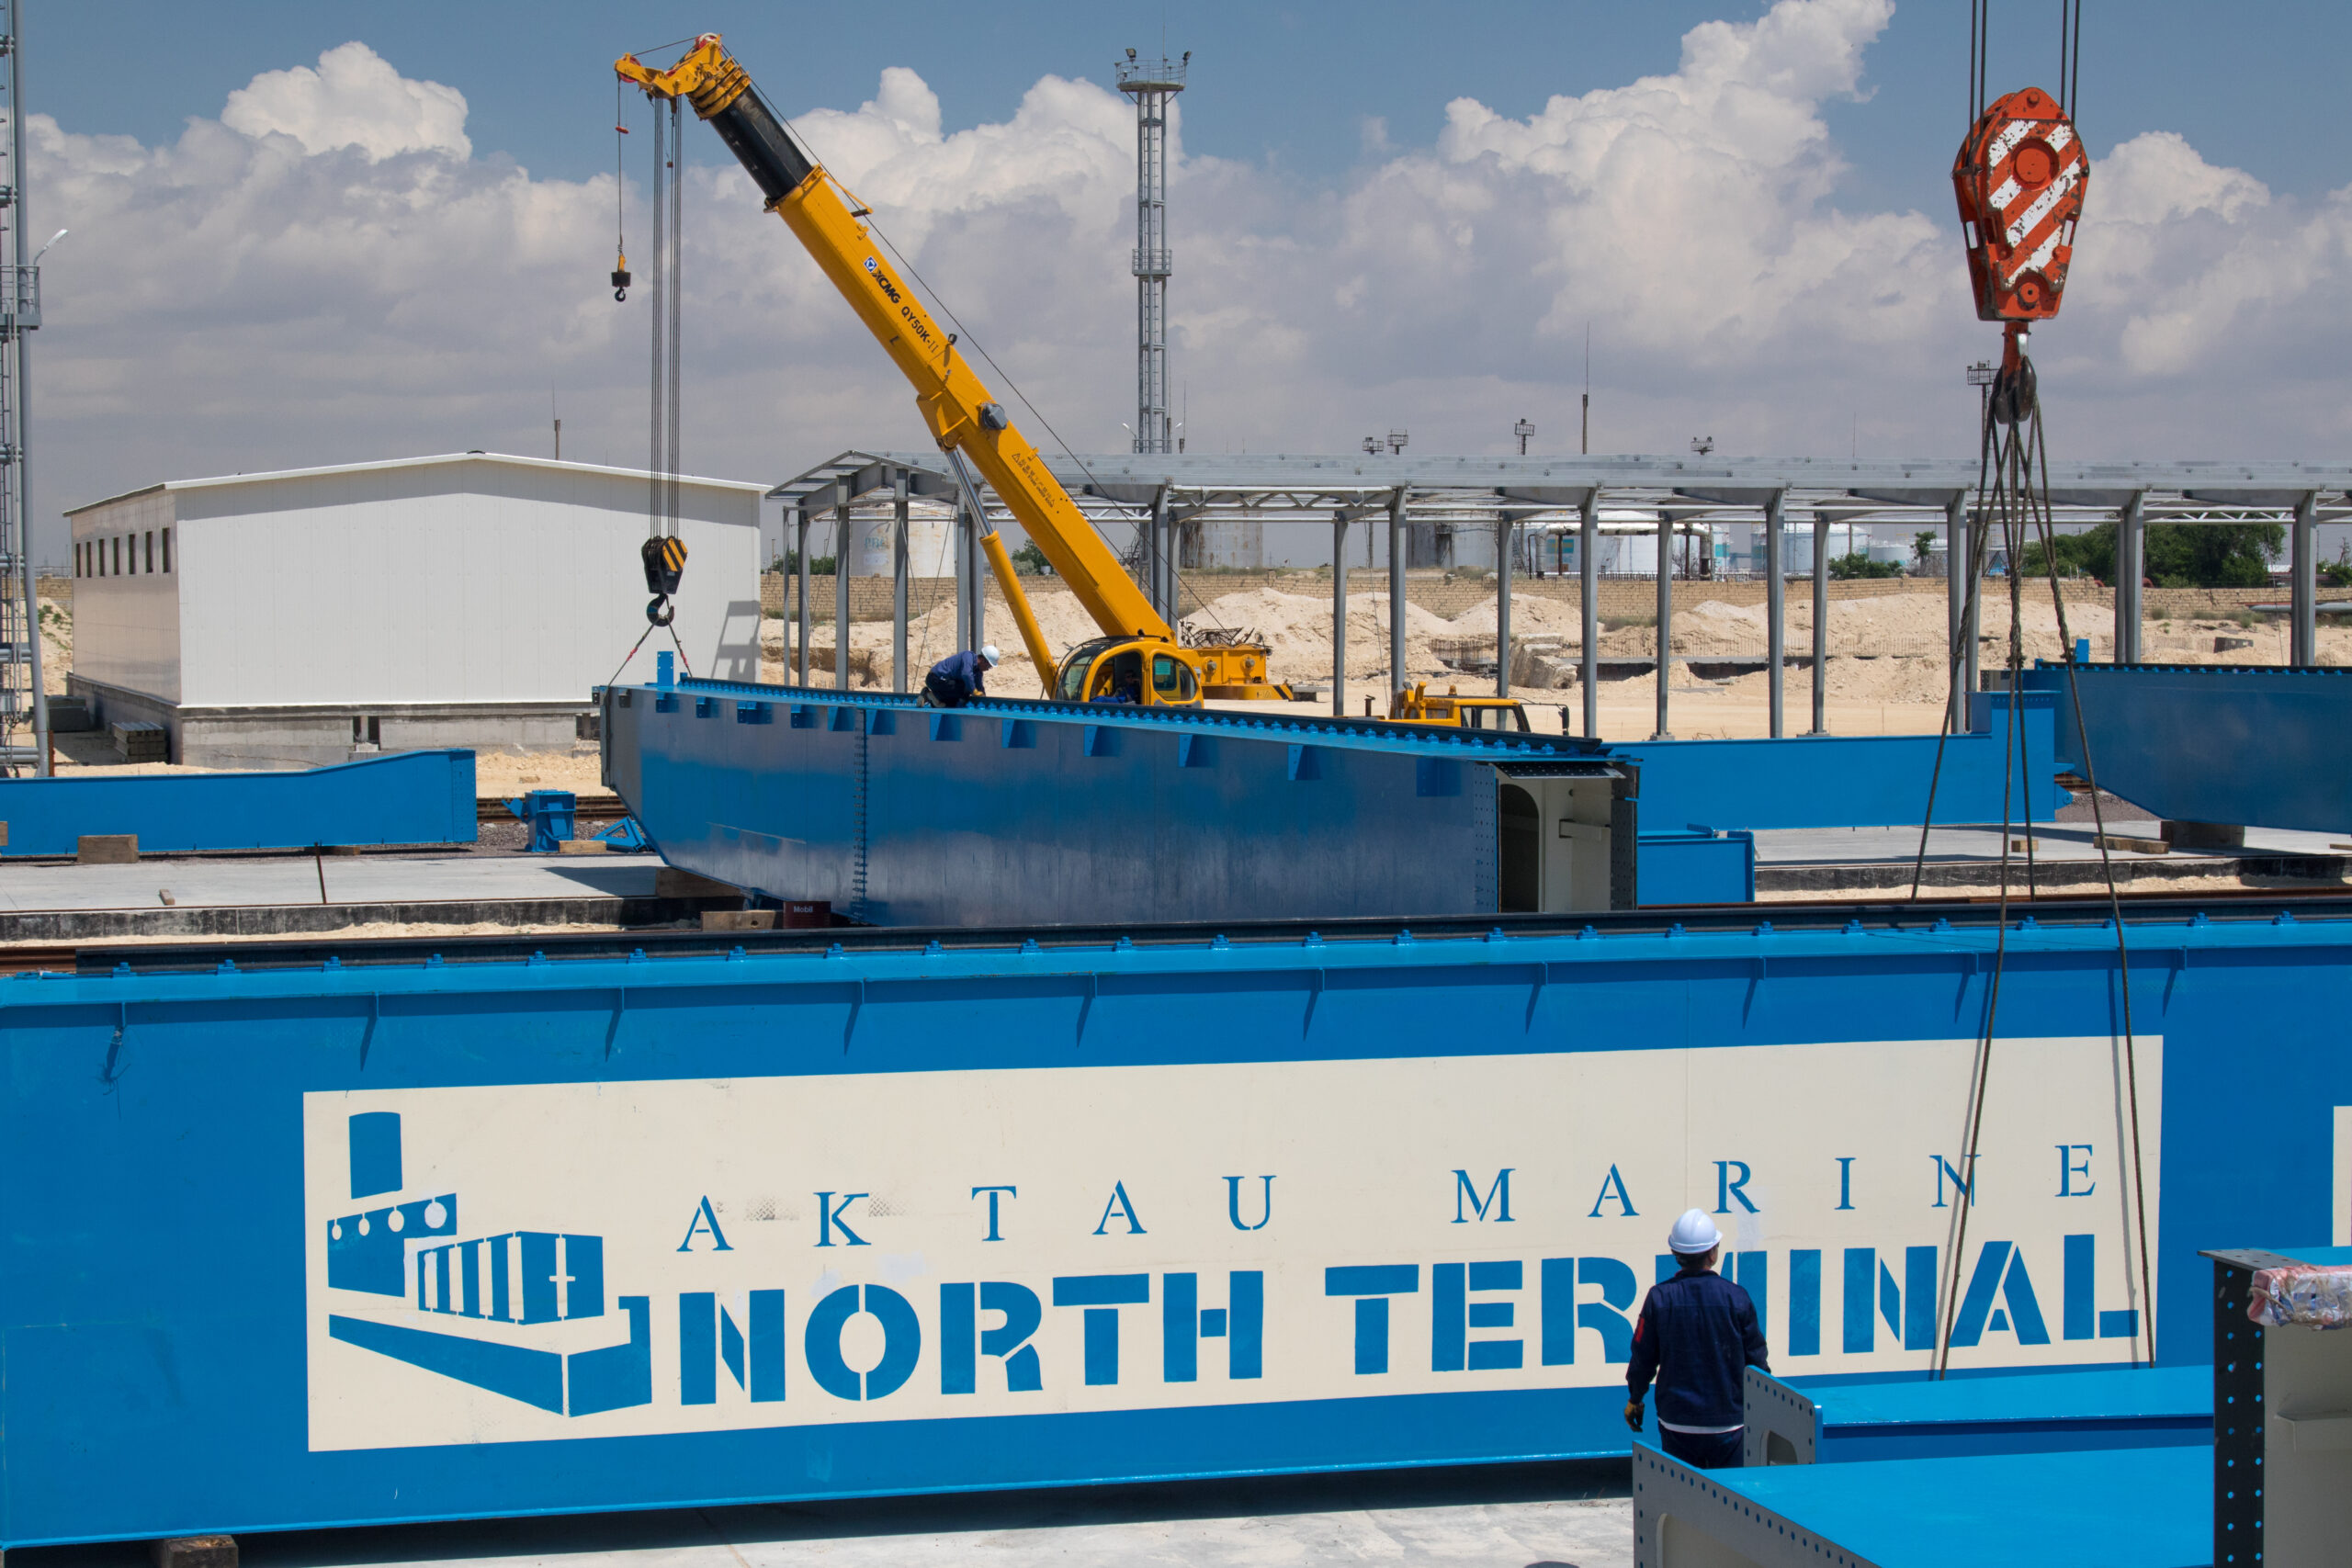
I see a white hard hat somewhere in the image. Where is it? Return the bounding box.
[980,645,1002,664]
[1668,1209,1723,1255]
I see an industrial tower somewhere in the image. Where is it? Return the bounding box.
[1116,49,1185,455]
[0,0,46,774]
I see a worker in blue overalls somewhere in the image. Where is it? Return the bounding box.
[921,645,999,708]
[1624,1209,1770,1470]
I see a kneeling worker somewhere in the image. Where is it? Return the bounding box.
[922,645,999,708]
[1624,1209,1769,1469]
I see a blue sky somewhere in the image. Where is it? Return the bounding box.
[43,1,2352,216]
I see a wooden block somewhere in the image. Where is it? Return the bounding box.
[151,1537,238,1568]
[2098,834,2169,855]
[657,866,739,899]
[557,839,611,855]
[76,834,139,864]
[700,909,777,932]
[0,819,10,846]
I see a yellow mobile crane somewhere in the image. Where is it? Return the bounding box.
[616,36,1290,705]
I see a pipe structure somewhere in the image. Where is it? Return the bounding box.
[2113,491,2144,665]
[2293,491,2319,666]
[834,502,852,692]
[1146,489,1167,622]
[1496,514,1514,699]
[1579,496,1599,738]
[1764,490,1787,739]
[1808,510,1829,736]
[1945,493,1967,726]
[1332,512,1350,718]
[892,468,910,693]
[795,507,811,686]
[1387,488,1407,716]
[1652,512,1673,740]
[952,498,971,655]
[1962,504,1983,701]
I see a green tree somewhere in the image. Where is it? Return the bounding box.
[1011,542,1054,575]
[2017,520,2280,588]
[1913,529,1939,569]
[1828,551,1902,580]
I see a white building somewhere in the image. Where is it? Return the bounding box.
[64,453,764,768]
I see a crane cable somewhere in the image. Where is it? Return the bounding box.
[608,89,693,681]
[1928,1,2153,1378]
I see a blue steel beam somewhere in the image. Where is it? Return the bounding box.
[605,678,1619,925]
[1618,691,2066,834]
[0,750,477,854]
[2023,661,2352,831]
[606,675,2064,923]
[0,904,2339,1546]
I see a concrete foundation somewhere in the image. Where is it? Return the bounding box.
[68,675,591,769]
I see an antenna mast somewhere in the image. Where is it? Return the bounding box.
[1117,47,1186,455]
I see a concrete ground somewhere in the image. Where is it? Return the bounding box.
[0,852,657,914]
[1750,819,2352,866]
[15,1464,1634,1568]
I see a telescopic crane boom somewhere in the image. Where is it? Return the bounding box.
[616,35,1289,705]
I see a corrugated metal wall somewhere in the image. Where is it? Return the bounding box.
[85,458,763,709]
[67,489,182,701]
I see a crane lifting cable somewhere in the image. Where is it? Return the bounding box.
[1923,2,2154,1381]
[642,93,688,633]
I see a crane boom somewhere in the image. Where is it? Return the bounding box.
[618,37,1290,704]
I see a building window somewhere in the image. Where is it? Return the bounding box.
[144,531,153,572]
[74,541,82,577]
[113,536,121,575]
[162,526,172,573]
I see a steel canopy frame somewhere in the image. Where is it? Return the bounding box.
[768,450,2352,733]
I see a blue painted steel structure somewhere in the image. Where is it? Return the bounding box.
[1631,829,1755,905]
[1619,692,2065,834]
[1743,1366,2210,1464]
[605,676,2064,923]
[0,750,477,855]
[2,901,2346,1547]
[2023,660,2352,831]
[506,789,579,852]
[603,677,1627,924]
[1632,1438,2210,1567]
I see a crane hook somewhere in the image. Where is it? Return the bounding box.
[612,251,632,304]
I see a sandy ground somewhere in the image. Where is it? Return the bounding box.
[767,586,2330,741]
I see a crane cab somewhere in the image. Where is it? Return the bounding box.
[1054,636,1203,707]
[1392,682,1532,732]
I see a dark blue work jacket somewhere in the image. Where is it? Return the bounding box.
[925,650,989,703]
[1626,1269,1770,1431]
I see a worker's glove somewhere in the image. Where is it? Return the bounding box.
[1623,1400,1645,1434]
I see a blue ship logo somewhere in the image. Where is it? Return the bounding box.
[323,1111,652,1416]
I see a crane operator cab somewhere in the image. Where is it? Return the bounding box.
[1392,681,1532,731]
[1056,637,1202,707]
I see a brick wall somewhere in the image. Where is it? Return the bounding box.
[766,570,2017,626]
[761,569,2307,631]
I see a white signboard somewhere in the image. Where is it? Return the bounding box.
[305,1038,2159,1450]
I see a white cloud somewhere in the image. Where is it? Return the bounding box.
[220,40,471,161]
[27,14,2352,566]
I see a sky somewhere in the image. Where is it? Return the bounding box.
[22,0,2352,564]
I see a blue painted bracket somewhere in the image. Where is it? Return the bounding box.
[0,750,477,856]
